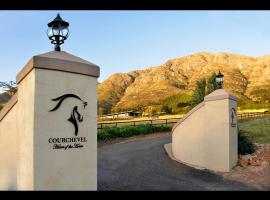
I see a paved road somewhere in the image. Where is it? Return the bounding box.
[238,117,270,127]
[98,136,256,191]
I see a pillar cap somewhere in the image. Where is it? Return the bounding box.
[16,51,100,84]
[204,89,238,102]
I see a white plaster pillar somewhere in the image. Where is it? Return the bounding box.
[170,89,238,172]
[203,89,238,172]
[15,51,100,190]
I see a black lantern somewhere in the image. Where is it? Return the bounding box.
[216,70,224,89]
[47,13,69,51]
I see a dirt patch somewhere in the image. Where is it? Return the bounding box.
[165,141,270,190]
[98,132,171,148]
[217,143,270,190]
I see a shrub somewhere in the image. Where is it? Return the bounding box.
[238,129,256,155]
[97,124,171,141]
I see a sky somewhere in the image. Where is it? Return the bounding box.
[1,10,270,87]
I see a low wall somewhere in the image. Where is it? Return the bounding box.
[172,102,205,168]
[0,94,18,190]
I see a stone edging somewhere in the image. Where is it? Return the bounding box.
[0,93,18,122]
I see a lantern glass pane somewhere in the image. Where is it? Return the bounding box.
[52,26,60,35]
[61,28,69,37]
[47,27,53,37]
[59,35,65,41]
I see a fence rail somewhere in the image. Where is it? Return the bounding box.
[97,112,270,129]
[237,112,270,120]
[97,118,182,129]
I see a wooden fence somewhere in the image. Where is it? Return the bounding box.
[237,112,270,120]
[97,112,270,129]
[97,118,182,129]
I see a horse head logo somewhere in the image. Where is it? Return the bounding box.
[49,94,87,136]
[231,107,237,127]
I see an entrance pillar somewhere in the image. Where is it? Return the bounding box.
[15,51,100,190]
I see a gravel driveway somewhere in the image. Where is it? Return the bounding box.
[98,136,256,191]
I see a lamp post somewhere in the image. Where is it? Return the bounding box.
[216,70,224,89]
[47,13,69,51]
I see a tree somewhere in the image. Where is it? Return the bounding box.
[98,106,106,116]
[161,93,192,114]
[161,105,171,114]
[0,81,17,96]
[189,73,220,109]
[144,106,158,114]
[206,72,218,95]
[190,78,206,108]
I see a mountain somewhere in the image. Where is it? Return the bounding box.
[98,52,270,114]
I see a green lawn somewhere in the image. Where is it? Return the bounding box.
[240,120,270,143]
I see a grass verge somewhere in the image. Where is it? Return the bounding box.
[239,120,270,144]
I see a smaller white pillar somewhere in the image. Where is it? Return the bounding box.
[171,89,238,172]
[203,89,238,172]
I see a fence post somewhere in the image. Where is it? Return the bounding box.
[134,121,136,126]
[116,122,117,127]
[165,119,167,127]
[101,123,103,130]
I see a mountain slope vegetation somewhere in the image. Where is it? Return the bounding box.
[98,52,270,114]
